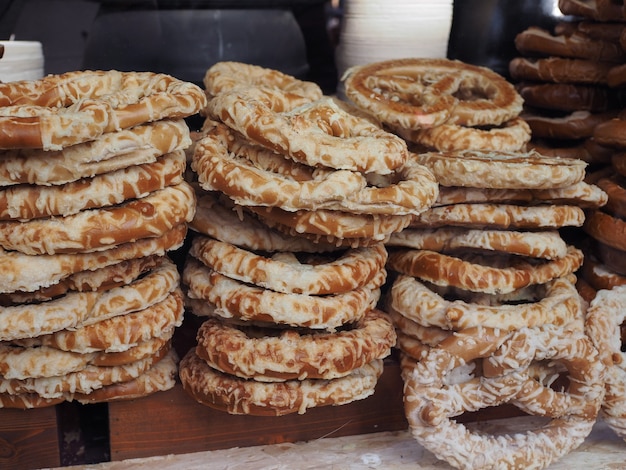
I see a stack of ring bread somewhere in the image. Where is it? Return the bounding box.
[341,57,614,469]
[0,70,207,408]
[509,0,626,170]
[176,61,445,415]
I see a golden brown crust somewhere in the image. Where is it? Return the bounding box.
[195,309,396,381]
[390,273,584,330]
[387,245,583,294]
[397,117,530,152]
[204,61,323,103]
[0,150,185,221]
[608,63,626,87]
[597,175,626,218]
[581,254,626,291]
[515,26,626,62]
[189,235,387,295]
[343,58,522,129]
[0,392,64,409]
[509,57,612,84]
[0,223,186,295]
[410,203,586,230]
[559,0,626,21]
[0,71,206,150]
[415,149,586,190]
[207,92,408,174]
[183,257,384,330]
[584,209,626,251]
[523,110,617,140]
[179,349,383,416]
[594,240,626,276]
[0,182,196,255]
[387,227,569,259]
[594,118,626,148]
[518,82,626,113]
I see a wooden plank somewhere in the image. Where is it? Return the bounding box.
[0,406,60,470]
[109,357,408,461]
[58,419,626,470]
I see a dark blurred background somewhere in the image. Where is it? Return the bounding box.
[0,0,566,93]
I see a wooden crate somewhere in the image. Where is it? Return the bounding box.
[0,405,60,470]
[108,357,408,461]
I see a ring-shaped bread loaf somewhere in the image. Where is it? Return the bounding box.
[390,273,584,331]
[189,235,387,295]
[0,71,206,150]
[415,149,586,190]
[183,257,384,331]
[386,245,584,294]
[207,90,408,174]
[194,309,396,381]
[179,349,383,416]
[343,57,523,129]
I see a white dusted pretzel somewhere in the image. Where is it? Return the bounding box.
[190,191,338,253]
[207,91,408,174]
[179,349,383,416]
[398,117,531,152]
[386,245,584,294]
[0,119,191,187]
[15,290,183,354]
[192,122,366,211]
[0,70,206,150]
[387,227,569,260]
[189,235,387,295]
[0,182,196,255]
[183,257,384,331]
[585,285,626,440]
[390,273,584,331]
[483,324,604,420]
[403,324,603,470]
[0,150,185,220]
[193,126,438,215]
[195,309,396,381]
[343,58,523,129]
[0,257,180,341]
[415,149,587,190]
[204,61,323,103]
[410,203,585,230]
[0,224,186,295]
[0,344,171,398]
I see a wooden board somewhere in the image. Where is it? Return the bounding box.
[0,405,60,470]
[59,419,626,470]
[108,358,408,461]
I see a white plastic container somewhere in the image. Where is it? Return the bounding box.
[335,0,453,97]
[0,40,44,82]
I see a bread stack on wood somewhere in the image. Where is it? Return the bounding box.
[339,57,612,469]
[0,70,206,408]
[177,61,444,415]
